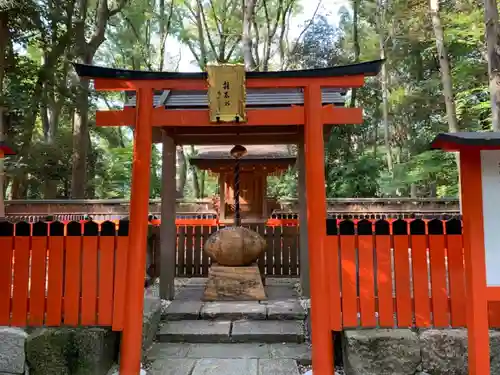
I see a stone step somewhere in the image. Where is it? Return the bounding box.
[147,358,301,375]
[157,320,305,344]
[146,342,312,365]
[163,300,306,321]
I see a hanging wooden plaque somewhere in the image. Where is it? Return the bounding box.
[207,64,246,123]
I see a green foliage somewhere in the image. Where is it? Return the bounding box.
[267,168,298,198]
[2,0,492,201]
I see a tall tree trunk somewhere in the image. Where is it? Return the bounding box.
[242,0,257,70]
[429,0,462,202]
[70,0,127,198]
[86,131,96,198]
[429,0,459,133]
[484,0,500,131]
[379,36,393,172]
[349,0,361,108]
[199,170,206,198]
[71,76,90,198]
[176,146,187,197]
[0,12,7,216]
[189,145,200,198]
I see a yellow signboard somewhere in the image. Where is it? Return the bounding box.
[207,63,246,123]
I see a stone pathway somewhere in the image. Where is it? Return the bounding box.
[144,278,311,375]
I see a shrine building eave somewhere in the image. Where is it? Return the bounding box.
[189,146,296,172]
[431,132,500,152]
[73,60,383,82]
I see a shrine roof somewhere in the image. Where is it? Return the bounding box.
[73,60,383,81]
[431,132,500,151]
[193,145,293,159]
[189,145,296,169]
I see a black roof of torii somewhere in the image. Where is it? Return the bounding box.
[73,60,384,81]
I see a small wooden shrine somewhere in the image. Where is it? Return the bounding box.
[190,145,295,223]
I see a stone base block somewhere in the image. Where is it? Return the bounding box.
[343,329,420,375]
[203,264,267,301]
[26,327,118,375]
[0,327,28,374]
[142,295,162,351]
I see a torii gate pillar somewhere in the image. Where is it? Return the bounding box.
[119,88,154,374]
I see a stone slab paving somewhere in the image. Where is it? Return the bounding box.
[147,358,302,375]
[268,343,312,365]
[186,343,269,359]
[266,300,306,320]
[146,343,191,360]
[147,342,311,362]
[148,358,197,375]
[191,358,258,375]
[158,321,231,343]
[201,301,267,320]
[163,301,204,320]
[232,320,304,343]
[158,320,304,343]
[259,359,301,375]
[175,286,205,301]
[264,286,299,300]
[163,299,306,321]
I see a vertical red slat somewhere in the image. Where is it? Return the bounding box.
[98,228,115,326]
[357,232,376,327]
[0,223,14,325]
[64,222,82,326]
[325,235,341,330]
[81,232,99,325]
[375,235,394,327]
[429,234,449,327]
[447,234,466,326]
[46,229,65,326]
[29,228,48,326]
[410,235,431,327]
[112,221,129,331]
[11,228,31,327]
[393,231,413,327]
[340,235,358,327]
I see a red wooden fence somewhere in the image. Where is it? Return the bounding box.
[324,218,500,329]
[0,220,129,331]
[3,217,500,330]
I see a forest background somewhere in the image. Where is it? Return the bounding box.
[0,0,499,201]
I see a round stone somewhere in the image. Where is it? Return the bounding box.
[204,226,266,266]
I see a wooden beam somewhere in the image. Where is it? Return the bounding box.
[160,131,177,300]
[322,105,363,124]
[96,106,363,127]
[169,134,300,145]
[93,75,366,91]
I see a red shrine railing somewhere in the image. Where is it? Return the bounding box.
[3,217,496,330]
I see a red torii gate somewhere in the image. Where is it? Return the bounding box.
[74,61,382,375]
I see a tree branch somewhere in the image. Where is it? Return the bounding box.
[289,0,321,56]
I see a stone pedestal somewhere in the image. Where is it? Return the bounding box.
[203,263,267,301]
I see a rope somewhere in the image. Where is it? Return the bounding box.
[234,157,241,226]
